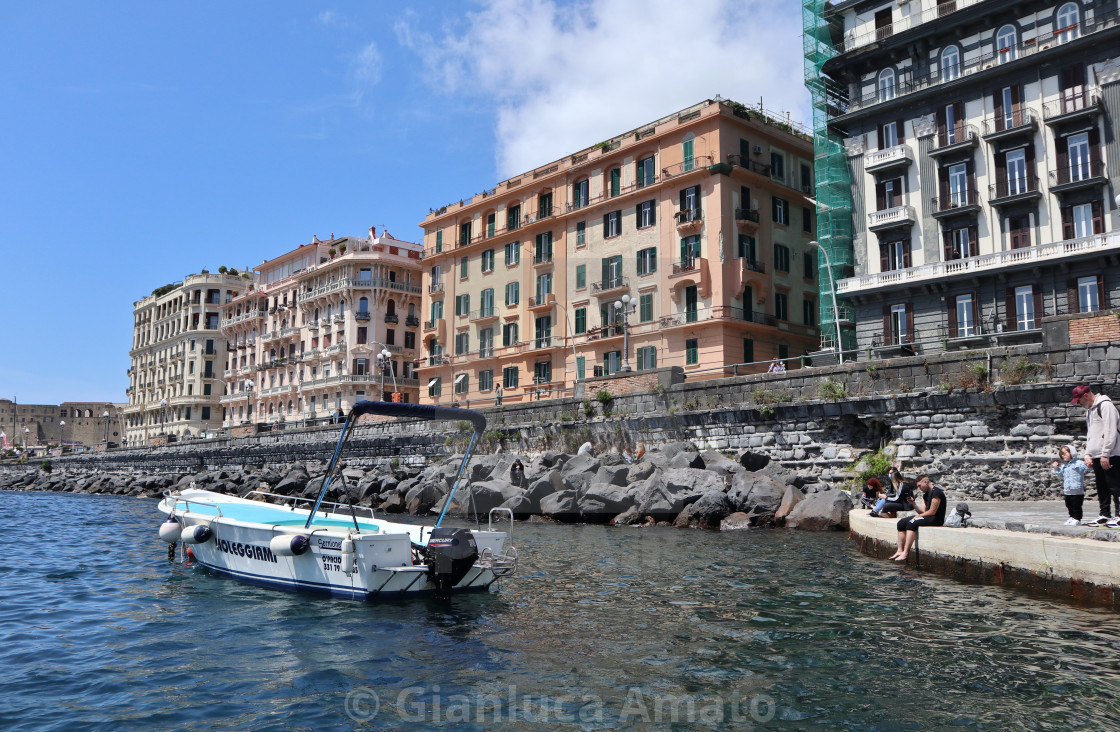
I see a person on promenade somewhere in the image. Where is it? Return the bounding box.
[1072,384,1120,527]
[861,477,884,509]
[768,360,785,373]
[890,476,945,561]
[494,384,503,406]
[870,468,915,518]
[1053,444,1088,525]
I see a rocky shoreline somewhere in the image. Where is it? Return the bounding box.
[0,442,855,531]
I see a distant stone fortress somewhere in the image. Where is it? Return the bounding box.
[0,399,125,451]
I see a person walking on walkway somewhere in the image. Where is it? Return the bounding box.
[494,384,503,406]
[1053,444,1088,525]
[1072,384,1120,527]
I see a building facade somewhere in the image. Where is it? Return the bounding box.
[124,272,248,445]
[219,230,423,427]
[816,0,1119,356]
[417,98,819,406]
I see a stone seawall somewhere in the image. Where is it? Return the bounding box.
[3,341,1115,503]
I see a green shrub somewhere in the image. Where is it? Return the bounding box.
[40,459,52,474]
[752,387,790,405]
[582,400,595,418]
[817,378,848,400]
[848,448,893,483]
[595,390,613,405]
[1002,356,1040,385]
[456,421,472,432]
[957,362,989,389]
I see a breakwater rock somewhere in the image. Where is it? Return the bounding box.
[0,442,854,531]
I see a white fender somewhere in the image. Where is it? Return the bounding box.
[270,534,311,557]
[341,538,356,574]
[159,520,181,543]
[180,524,213,544]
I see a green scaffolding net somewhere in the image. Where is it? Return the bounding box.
[802,0,856,354]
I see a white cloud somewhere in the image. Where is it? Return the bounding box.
[399,0,810,177]
[352,41,383,87]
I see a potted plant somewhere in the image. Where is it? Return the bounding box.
[328,247,337,258]
[338,243,347,254]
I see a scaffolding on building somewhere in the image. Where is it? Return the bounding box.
[802,0,856,355]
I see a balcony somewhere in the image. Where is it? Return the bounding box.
[405,315,420,327]
[1049,161,1107,195]
[659,310,705,328]
[476,347,494,359]
[726,154,771,177]
[930,190,981,219]
[531,336,561,351]
[661,155,713,180]
[429,281,445,295]
[734,208,760,233]
[988,176,1041,208]
[307,319,320,331]
[710,305,777,327]
[280,327,298,338]
[929,125,979,159]
[355,311,370,322]
[427,355,450,367]
[868,205,917,232]
[469,307,498,323]
[670,257,703,276]
[675,209,703,235]
[333,314,345,324]
[324,343,347,357]
[981,110,1037,142]
[590,276,629,297]
[1043,89,1103,127]
[384,313,399,324]
[864,144,913,173]
[528,294,556,310]
[838,229,1120,295]
[584,324,624,342]
[532,253,553,267]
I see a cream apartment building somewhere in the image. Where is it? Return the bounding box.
[417,98,820,405]
[124,272,247,445]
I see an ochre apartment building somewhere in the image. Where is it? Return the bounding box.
[417,98,819,406]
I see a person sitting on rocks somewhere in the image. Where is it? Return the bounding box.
[890,476,945,561]
[510,459,525,487]
[870,468,915,518]
[861,477,884,509]
[577,441,594,456]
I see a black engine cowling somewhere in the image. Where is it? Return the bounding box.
[424,527,478,599]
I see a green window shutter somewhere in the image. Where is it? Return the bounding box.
[640,293,653,322]
[683,139,694,170]
[576,356,585,380]
[601,257,610,286]
[575,307,586,334]
[610,168,621,196]
[435,230,443,253]
[576,264,585,289]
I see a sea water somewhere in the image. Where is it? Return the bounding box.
[3,489,1120,731]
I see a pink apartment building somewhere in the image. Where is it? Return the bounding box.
[417,98,820,406]
[219,230,423,427]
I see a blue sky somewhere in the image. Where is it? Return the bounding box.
[0,0,809,405]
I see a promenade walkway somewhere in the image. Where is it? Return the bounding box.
[850,501,1120,607]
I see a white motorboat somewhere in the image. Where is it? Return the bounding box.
[157,402,517,600]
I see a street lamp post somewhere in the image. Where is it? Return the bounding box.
[104,410,111,443]
[809,240,844,364]
[245,379,254,424]
[59,420,65,454]
[613,293,638,373]
[376,347,396,400]
[24,427,29,451]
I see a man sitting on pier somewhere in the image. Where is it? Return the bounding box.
[889,476,946,562]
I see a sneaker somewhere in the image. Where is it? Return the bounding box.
[1087,516,1111,527]
[868,511,880,518]
[1107,518,1120,528]
[1066,517,1082,526]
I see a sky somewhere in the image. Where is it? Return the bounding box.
[0,0,811,405]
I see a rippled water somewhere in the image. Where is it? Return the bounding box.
[3,490,1120,731]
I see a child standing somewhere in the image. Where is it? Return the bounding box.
[1053,445,1089,525]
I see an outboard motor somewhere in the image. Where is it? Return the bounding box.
[425,527,478,599]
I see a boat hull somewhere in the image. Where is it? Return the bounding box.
[161,490,510,601]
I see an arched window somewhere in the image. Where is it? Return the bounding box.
[359,297,369,314]
[877,68,896,102]
[1056,3,1079,43]
[996,25,1017,63]
[940,46,960,82]
[387,299,396,315]
[288,400,293,415]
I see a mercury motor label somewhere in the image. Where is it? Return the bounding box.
[217,539,278,564]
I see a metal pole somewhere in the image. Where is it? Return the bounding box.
[810,240,844,364]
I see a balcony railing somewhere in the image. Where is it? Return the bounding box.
[1050,161,1106,189]
[989,175,1040,202]
[528,295,555,308]
[661,155,713,179]
[355,311,370,321]
[405,315,420,327]
[931,124,978,154]
[868,205,917,231]
[981,109,1036,138]
[590,276,629,295]
[930,189,981,215]
[734,208,760,224]
[743,259,766,274]
[1043,89,1102,122]
[671,258,700,275]
[533,253,553,266]
[726,154,771,177]
[838,229,1120,295]
[429,282,445,294]
[469,307,497,322]
[384,313,398,324]
[864,144,914,171]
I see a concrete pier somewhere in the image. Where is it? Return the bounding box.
[850,502,1120,608]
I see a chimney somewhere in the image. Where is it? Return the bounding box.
[369,226,377,240]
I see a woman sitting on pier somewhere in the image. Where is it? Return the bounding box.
[869,468,916,518]
[890,476,946,562]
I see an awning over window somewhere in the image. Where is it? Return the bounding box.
[454,374,467,385]
[427,378,439,388]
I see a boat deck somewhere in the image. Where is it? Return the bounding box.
[171,496,383,532]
